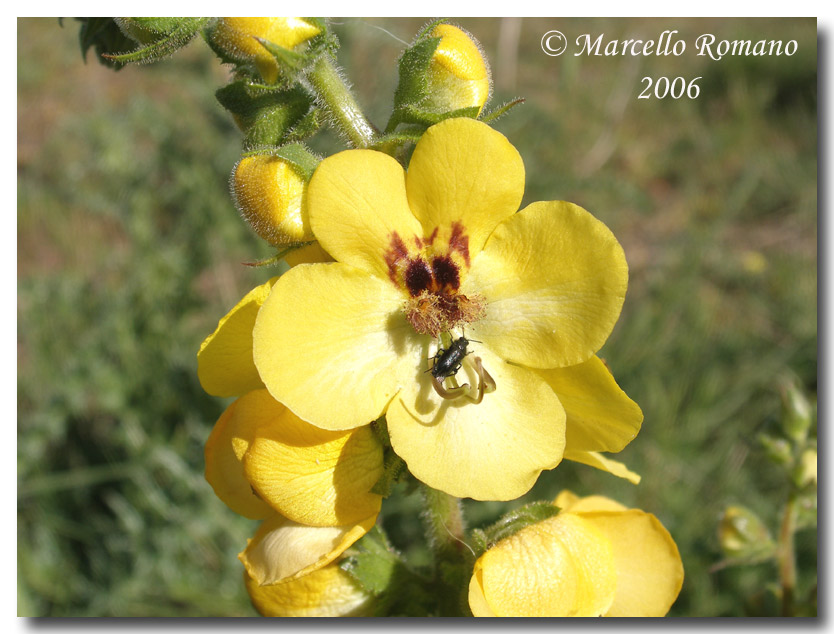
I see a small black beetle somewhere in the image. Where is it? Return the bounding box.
[430,336,472,380]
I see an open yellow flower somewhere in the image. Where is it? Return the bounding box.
[252,117,633,501]
[468,491,684,617]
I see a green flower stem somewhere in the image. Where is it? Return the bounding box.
[422,485,466,556]
[307,55,378,148]
[778,493,798,616]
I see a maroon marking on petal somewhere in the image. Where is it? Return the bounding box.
[448,222,470,267]
[405,259,432,296]
[425,227,439,247]
[432,256,460,290]
[384,232,410,284]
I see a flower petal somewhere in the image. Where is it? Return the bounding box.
[554,490,629,513]
[536,356,642,453]
[203,393,273,520]
[463,201,628,368]
[244,565,373,617]
[576,510,684,617]
[253,262,423,431]
[197,278,276,397]
[473,513,617,617]
[564,449,642,484]
[240,512,377,586]
[406,118,524,257]
[307,149,424,280]
[243,399,383,527]
[386,346,565,501]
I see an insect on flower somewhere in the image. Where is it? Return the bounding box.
[429,335,495,403]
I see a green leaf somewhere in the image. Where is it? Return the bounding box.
[102,18,209,65]
[481,501,561,546]
[73,18,136,70]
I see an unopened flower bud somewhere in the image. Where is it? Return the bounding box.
[232,155,313,246]
[757,433,793,467]
[780,380,814,444]
[423,24,491,114]
[792,448,817,489]
[210,18,321,83]
[717,506,773,559]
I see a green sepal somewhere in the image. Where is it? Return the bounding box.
[271,143,321,181]
[215,82,316,149]
[481,501,561,547]
[480,97,526,124]
[340,526,431,616]
[101,18,209,65]
[391,104,481,131]
[242,243,313,268]
[254,21,340,86]
[391,35,441,113]
[370,450,408,497]
[72,18,136,70]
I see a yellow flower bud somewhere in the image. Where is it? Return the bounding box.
[424,24,491,114]
[244,563,374,617]
[717,505,773,558]
[232,155,314,246]
[211,18,321,83]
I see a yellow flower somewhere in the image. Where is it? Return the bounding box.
[211,18,321,84]
[423,24,491,114]
[245,563,374,617]
[232,155,314,246]
[250,117,636,501]
[468,491,684,617]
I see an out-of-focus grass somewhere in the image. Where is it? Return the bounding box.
[17,17,816,616]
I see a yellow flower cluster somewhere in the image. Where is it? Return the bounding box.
[199,115,676,615]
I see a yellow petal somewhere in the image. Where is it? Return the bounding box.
[203,393,273,520]
[253,262,422,431]
[406,118,524,258]
[467,569,497,617]
[244,564,373,617]
[463,201,628,369]
[306,149,424,280]
[386,346,565,501]
[197,278,275,398]
[536,356,642,453]
[243,402,383,527]
[564,449,642,484]
[473,513,617,617]
[240,512,377,586]
[284,242,334,267]
[577,510,684,617]
[555,490,629,513]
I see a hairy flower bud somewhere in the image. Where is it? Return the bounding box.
[210,18,321,83]
[231,154,314,246]
[423,24,491,114]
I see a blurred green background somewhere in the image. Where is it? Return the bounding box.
[17,17,817,616]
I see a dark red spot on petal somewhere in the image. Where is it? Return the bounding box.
[432,256,460,290]
[448,222,470,267]
[405,260,432,296]
[384,232,410,284]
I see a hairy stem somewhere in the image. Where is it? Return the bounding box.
[307,55,378,148]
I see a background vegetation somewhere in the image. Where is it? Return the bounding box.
[17,17,817,616]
